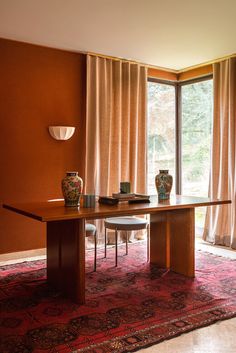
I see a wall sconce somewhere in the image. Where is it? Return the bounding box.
[48,126,75,140]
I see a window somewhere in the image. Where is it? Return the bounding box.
[147,81,176,195]
[181,79,213,196]
[181,79,213,232]
[147,76,213,233]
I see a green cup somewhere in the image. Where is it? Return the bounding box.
[120,182,131,194]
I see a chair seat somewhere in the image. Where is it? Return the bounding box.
[104,216,148,231]
[85,223,96,237]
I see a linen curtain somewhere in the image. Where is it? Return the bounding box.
[85,54,147,197]
[203,58,236,249]
[85,55,147,242]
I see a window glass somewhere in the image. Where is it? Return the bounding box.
[181,79,213,231]
[147,82,176,195]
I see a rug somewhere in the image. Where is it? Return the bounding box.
[0,242,236,353]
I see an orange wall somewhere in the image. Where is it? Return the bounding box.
[178,64,213,81]
[148,65,213,83]
[148,67,177,81]
[0,38,86,254]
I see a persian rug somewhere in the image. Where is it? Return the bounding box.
[0,242,236,353]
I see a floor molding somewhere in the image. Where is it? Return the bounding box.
[0,248,46,265]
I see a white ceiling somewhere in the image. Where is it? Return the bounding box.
[0,0,236,70]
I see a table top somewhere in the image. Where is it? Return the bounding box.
[2,195,231,222]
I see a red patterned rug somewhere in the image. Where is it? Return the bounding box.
[0,242,236,353]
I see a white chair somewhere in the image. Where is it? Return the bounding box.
[85,223,97,271]
[104,216,149,266]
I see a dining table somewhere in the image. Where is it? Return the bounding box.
[3,195,231,304]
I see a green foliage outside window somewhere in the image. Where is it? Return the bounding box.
[147,79,213,232]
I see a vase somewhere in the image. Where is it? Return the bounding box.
[155,170,173,201]
[61,172,83,207]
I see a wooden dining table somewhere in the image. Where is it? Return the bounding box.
[3,195,230,304]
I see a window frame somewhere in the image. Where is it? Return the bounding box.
[148,74,213,194]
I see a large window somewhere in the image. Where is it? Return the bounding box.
[147,77,213,233]
[181,79,213,197]
[181,79,213,231]
[147,81,176,195]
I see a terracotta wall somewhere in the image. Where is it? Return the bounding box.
[148,67,177,81]
[0,38,86,254]
[178,64,213,81]
[148,65,213,83]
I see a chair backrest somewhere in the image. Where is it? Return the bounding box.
[85,223,96,237]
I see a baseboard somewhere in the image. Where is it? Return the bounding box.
[0,248,46,264]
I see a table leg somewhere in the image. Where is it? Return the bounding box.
[150,208,195,277]
[47,218,85,304]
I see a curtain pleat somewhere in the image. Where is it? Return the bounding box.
[203,58,236,249]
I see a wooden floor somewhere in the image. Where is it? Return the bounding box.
[1,239,236,353]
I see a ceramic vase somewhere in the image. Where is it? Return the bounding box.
[155,170,173,201]
[61,172,83,207]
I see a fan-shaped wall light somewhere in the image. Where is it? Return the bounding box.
[48,126,75,140]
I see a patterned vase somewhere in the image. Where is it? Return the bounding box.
[155,170,173,201]
[61,172,83,207]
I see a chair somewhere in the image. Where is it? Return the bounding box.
[104,216,149,266]
[85,223,97,271]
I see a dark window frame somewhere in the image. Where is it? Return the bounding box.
[148,74,213,194]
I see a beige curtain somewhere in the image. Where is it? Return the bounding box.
[203,58,236,249]
[85,55,147,243]
[85,54,147,196]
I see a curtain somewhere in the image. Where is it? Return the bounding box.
[85,54,147,196]
[203,58,236,249]
[85,55,147,243]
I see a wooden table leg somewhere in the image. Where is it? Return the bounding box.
[47,218,85,304]
[150,208,195,277]
[150,211,171,269]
